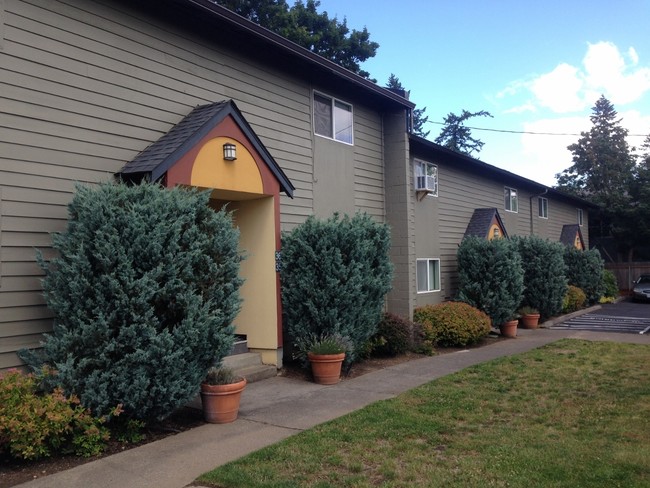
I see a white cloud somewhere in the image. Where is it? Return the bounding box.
[530,63,585,113]
[503,102,537,114]
[583,42,650,105]
[619,109,650,149]
[501,41,650,114]
[519,117,590,182]
[495,112,650,186]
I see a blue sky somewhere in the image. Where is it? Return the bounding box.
[320,0,650,185]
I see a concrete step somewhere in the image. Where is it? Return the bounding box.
[224,352,278,383]
[223,352,263,370]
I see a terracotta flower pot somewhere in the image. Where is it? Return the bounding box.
[520,313,541,329]
[200,377,247,424]
[499,319,518,338]
[307,352,345,385]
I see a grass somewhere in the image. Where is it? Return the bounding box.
[197,339,650,487]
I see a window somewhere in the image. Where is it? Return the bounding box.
[538,197,548,219]
[504,187,518,213]
[313,92,353,144]
[414,160,438,196]
[417,258,440,293]
[577,208,583,226]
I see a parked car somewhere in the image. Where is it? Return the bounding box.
[631,274,650,302]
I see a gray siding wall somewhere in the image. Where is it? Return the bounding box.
[412,156,591,309]
[0,0,390,368]
[384,112,413,318]
[312,99,385,221]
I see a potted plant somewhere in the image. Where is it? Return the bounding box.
[518,305,541,329]
[200,366,247,424]
[298,334,350,385]
[499,314,519,338]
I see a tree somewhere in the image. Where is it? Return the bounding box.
[556,95,635,208]
[434,109,493,156]
[456,236,524,325]
[217,0,378,78]
[385,74,429,138]
[564,247,605,305]
[555,96,641,260]
[513,236,567,319]
[281,213,393,365]
[20,183,243,422]
[625,134,650,258]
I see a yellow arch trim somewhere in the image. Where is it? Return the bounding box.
[190,137,263,194]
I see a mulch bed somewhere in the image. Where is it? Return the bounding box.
[0,407,205,487]
[1,334,503,487]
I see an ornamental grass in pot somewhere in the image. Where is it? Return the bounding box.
[518,305,541,329]
[200,366,246,424]
[297,334,351,385]
[499,314,519,338]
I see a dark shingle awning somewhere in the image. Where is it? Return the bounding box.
[116,99,294,198]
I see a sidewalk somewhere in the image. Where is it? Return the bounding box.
[17,327,649,488]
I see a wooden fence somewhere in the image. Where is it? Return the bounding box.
[605,262,650,291]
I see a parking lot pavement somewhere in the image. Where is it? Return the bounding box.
[551,298,650,334]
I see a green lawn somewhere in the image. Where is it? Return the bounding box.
[198,339,650,487]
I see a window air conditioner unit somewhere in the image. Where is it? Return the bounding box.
[415,175,436,192]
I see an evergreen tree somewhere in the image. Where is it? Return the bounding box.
[555,95,640,260]
[563,247,605,305]
[281,213,393,365]
[21,183,243,421]
[626,134,650,258]
[513,236,567,319]
[385,73,430,138]
[434,109,493,156]
[556,95,635,207]
[217,0,378,78]
[457,237,524,325]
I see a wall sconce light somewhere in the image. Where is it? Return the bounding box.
[223,143,237,161]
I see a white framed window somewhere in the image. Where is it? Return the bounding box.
[577,208,583,226]
[504,187,518,213]
[414,159,438,196]
[538,197,548,219]
[313,92,353,144]
[416,258,441,293]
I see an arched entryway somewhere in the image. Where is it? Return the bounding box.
[117,100,294,366]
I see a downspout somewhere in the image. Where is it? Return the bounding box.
[529,189,548,235]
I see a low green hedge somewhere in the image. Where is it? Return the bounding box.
[563,285,587,313]
[413,302,491,348]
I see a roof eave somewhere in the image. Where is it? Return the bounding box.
[409,134,599,209]
[173,0,415,110]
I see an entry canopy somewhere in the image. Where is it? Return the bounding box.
[560,224,585,250]
[464,208,508,240]
[116,100,294,198]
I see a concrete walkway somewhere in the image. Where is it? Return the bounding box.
[17,327,649,488]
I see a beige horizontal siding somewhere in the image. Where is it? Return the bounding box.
[413,156,592,302]
[1,0,400,368]
[0,0,322,369]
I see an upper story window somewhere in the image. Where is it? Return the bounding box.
[414,159,438,196]
[504,187,518,213]
[538,197,548,219]
[313,92,353,144]
[577,208,583,226]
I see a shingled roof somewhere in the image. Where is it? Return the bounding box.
[464,208,508,239]
[560,224,585,249]
[116,99,294,197]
